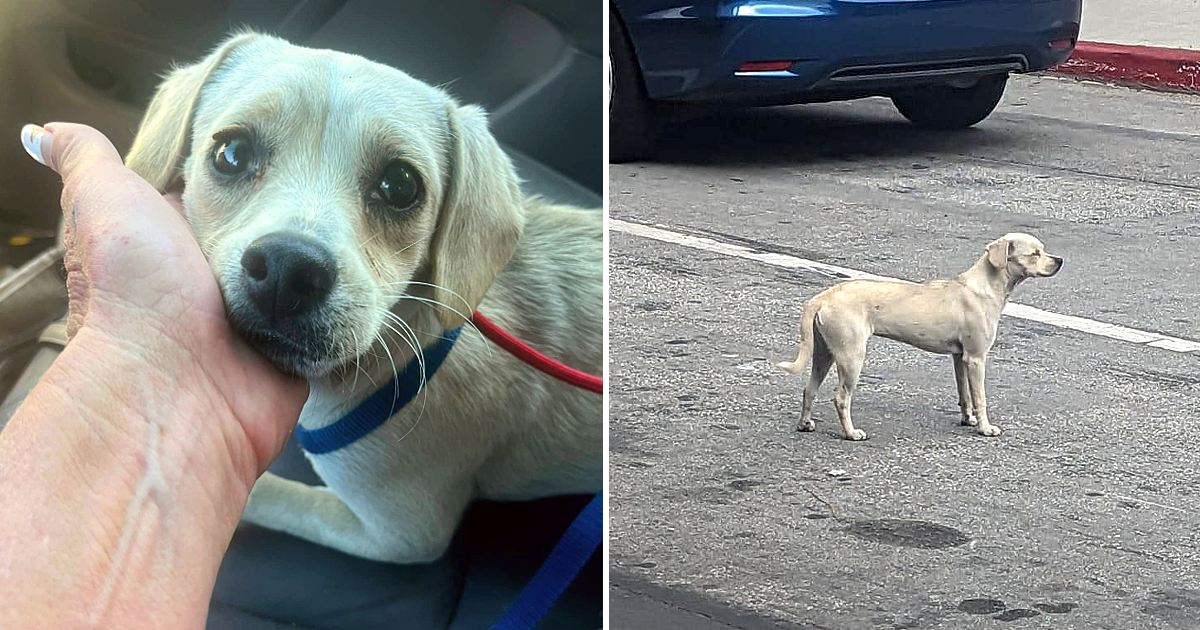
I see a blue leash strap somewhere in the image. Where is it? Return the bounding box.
[490,493,603,630]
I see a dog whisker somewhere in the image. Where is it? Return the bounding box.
[379,317,426,389]
[393,296,496,360]
[374,312,437,446]
[376,310,426,388]
[372,329,402,408]
[396,238,422,256]
[397,295,478,333]
[379,311,460,352]
[347,328,380,394]
[379,316,423,368]
[377,280,474,313]
[391,384,434,446]
[347,329,361,393]
[359,231,384,249]
[378,314,435,447]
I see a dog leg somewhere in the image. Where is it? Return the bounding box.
[963,354,1001,437]
[797,341,832,433]
[242,471,464,563]
[952,354,977,426]
[832,346,867,441]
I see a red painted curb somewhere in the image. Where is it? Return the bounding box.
[1049,41,1200,93]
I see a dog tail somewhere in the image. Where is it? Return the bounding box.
[776,301,819,375]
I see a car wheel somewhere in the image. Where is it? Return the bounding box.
[609,8,656,163]
[891,74,1008,130]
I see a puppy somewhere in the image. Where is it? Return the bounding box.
[124,32,602,562]
[776,233,1061,440]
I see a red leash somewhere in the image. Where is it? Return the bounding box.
[471,312,603,394]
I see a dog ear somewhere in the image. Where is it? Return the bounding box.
[985,237,1013,269]
[426,103,526,329]
[125,32,259,191]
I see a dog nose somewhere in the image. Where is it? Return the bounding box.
[1053,256,1064,267]
[241,232,338,321]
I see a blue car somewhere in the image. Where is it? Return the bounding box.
[609,0,1082,161]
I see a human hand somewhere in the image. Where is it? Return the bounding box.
[0,123,308,628]
[21,122,308,486]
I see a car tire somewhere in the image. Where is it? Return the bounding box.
[608,8,656,163]
[891,74,1008,130]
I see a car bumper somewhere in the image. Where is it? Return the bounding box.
[619,0,1082,103]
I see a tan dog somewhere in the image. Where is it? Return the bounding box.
[776,233,1062,440]
[124,32,601,562]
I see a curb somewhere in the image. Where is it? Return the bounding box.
[1049,41,1200,93]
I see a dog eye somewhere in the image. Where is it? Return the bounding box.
[376,160,423,210]
[212,133,255,175]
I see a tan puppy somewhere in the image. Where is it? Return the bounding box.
[124,32,601,562]
[777,233,1062,440]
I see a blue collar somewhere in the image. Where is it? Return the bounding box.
[295,326,463,454]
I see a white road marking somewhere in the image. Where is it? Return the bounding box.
[1103,493,1188,514]
[610,219,1200,354]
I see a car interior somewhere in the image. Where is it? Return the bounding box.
[0,0,601,627]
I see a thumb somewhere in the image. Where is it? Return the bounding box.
[21,123,171,248]
[22,122,124,185]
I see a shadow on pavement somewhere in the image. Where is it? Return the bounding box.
[611,571,816,630]
[642,102,1019,167]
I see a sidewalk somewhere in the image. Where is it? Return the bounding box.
[1081,0,1200,49]
[1051,0,1200,92]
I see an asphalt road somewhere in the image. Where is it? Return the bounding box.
[608,75,1200,630]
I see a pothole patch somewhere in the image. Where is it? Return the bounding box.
[845,518,970,549]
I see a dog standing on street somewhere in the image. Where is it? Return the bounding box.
[776,233,1062,440]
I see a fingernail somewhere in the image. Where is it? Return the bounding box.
[20,124,50,166]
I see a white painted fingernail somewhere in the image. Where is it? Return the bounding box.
[20,124,49,166]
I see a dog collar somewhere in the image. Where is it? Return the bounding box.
[295,326,463,455]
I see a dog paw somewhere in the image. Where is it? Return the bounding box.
[977,425,1002,437]
[797,420,816,432]
[960,415,979,427]
[844,429,868,441]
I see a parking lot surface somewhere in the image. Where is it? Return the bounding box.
[609,75,1200,629]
